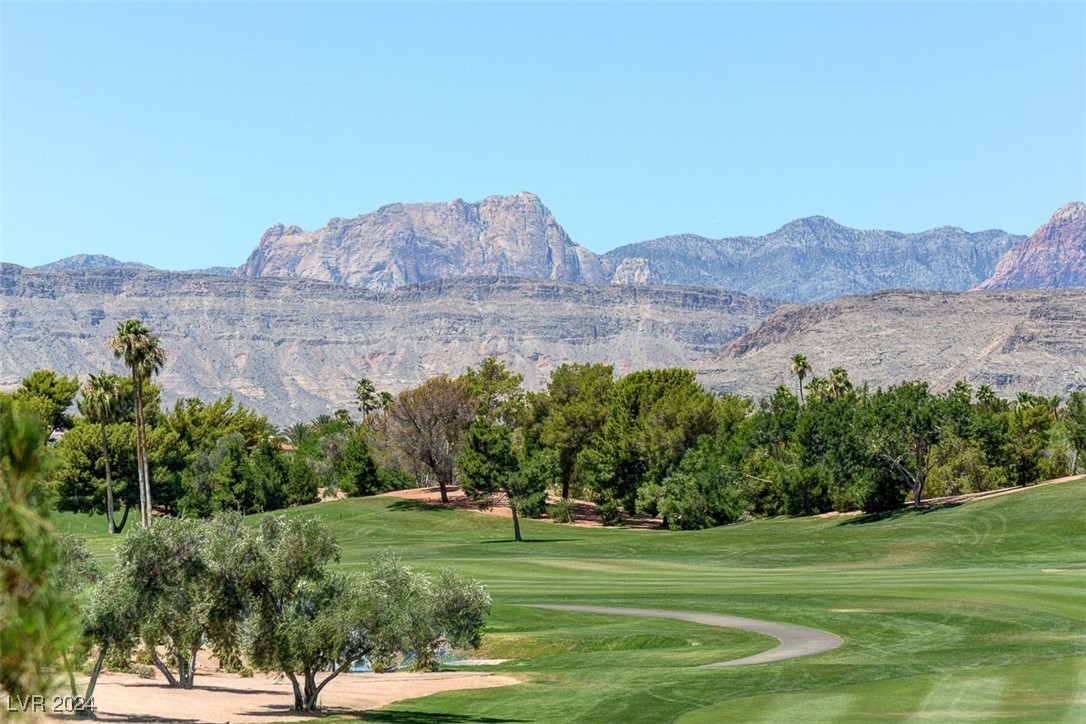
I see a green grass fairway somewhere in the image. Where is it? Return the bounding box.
[57,480,1086,722]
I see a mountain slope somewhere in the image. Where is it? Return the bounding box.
[698,288,1086,399]
[979,202,1086,289]
[0,265,774,422]
[35,254,154,271]
[606,217,1023,302]
[237,192,607,291]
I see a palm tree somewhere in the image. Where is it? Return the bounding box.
[790,354,812,406]
[827,367,853,400]
[109,319,166,528]
[78,372,129,534]
[356,378,378,420]
[283,422,311,448]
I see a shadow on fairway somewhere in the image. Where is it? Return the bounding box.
[838,502,962,526]
[477,538,570,544]
[356,711,527,723]
[387,499,454,513]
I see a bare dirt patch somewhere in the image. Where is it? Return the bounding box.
[916,473,1085,507]
[380,485,663,529]
[50,668,516,723]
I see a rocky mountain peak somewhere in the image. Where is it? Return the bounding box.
[1051,201,1086,223]
[978,202,1086,290]
[237,193,606,291]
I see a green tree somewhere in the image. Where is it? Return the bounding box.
[13,369,81,434]
[867,381,947,506]
[458,418,546,541]
[593,369,718,511]
[118,518,210,688]
[243,517,489,711]
[77,372,129,533]
[0,398,80,699]
[339,431,382,497]
[460,357,526,424]
[1004,400,1058,486]
[285,452,320,506]
[539,363,613,499]
[51,420,138,521]
[790,354,812,406]
[109,319,166,528]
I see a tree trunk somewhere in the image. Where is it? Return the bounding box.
[63,651,78,699]
[438,475,449,504]
[798,378,805,407]
[561,477,570,500]
[140,396,153,526]
[78,647,108,718]
[286,672,304,711]
[149,648,178,687]
[303,670,318,711]
[100,421,117,534]
[179,647,198,688]
[308,664,347,710]
[132,372,150,528]
[511,503,522,542]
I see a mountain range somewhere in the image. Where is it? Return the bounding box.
[6,196,1083,421]
[30,195,1082,303]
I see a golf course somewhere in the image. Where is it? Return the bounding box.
[55,476,1086,722]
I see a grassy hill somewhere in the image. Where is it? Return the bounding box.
[57,480,1086,722]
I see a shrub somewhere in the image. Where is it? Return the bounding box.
[547,497,574,523]
[597,500,622,526]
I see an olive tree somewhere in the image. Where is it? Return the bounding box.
[244,516,490,711]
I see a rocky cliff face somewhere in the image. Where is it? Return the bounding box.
[605,218,1023,302]
[699,288,1086,399]
[237,192,607,291]
[0,265,774,423]
[979,202,1086,289]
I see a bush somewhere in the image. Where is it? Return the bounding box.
[134,664,156,679]
[547,497,574,523]
[238,667,254,678]
[597,500,622,526]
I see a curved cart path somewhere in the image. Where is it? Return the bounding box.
[531,605,843,667]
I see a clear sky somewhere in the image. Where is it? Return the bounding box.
[2,2,1084,270]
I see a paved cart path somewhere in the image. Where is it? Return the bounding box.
[531,604,843,667]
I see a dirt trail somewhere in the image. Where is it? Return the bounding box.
[531,605,843,667]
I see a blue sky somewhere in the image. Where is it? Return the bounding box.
[2,2,1084,270]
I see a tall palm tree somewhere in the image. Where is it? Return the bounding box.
[355,378,378,421]
[109,319,166,528]
[78,372,129,534]
[790,354,812,406]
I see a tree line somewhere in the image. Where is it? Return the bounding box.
[6,321,1084,542]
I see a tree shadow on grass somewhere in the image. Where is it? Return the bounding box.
[386,499,455,513]
[477,538,570,544]
[354,711,527,723]
[837,502,962,526]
